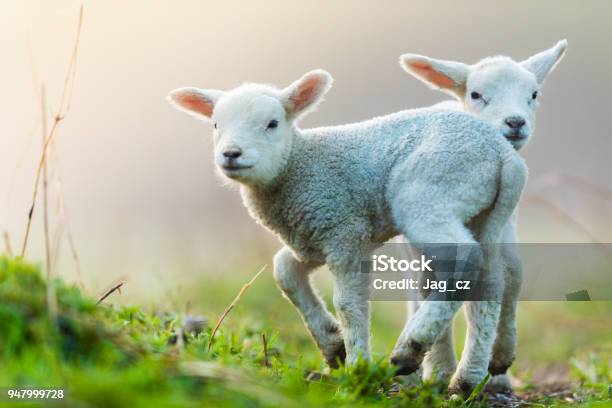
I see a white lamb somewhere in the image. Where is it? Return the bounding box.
[398,40,567,393]
[167,70,526,394]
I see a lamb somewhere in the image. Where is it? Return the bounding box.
[398,40,567,393]
[167,70,527,394]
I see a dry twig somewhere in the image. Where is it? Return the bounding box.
[262,333,270,367]
[3,231,13,257]
[208,265,267,351]
[50,216,65,273]
[96,279,126,305]
[65,222,84,288]
[40,86,52,278]
[21,5,84,257]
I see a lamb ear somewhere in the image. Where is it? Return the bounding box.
[400,54,469,98]
[282,70,333,119]
[520,39,567,84]
[167,87,224,120]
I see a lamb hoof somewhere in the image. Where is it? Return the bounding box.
[448,379,476,397]
[390,340,425,376]
[488,357,514,376]
[324,341,346,368]
[389,355,421,376]
[485,374,514,395]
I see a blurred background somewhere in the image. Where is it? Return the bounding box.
[0,0,610,377]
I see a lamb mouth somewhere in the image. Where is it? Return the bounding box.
[504,133,525,142]
[221,164,253,171]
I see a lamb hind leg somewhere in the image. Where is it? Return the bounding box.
[490,250,522,376]
[449,252,505,395]
[450,299,502,395]
[486,248,523,394]
[273,247,346,367]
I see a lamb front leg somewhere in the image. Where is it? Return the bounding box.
[330,263,371,365]
[390,242,481,376]
[392,299,463,375]
[410,301,457,382]
[273,247,345,367]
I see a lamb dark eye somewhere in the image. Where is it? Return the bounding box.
[267,119,278,129]
[214,123,217,129]
[532,91,538,100]
[470,91,482,100]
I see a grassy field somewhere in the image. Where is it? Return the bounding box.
[0,256,610,407]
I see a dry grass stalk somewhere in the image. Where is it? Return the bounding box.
[50,216,65,273]
[262,333,270,367]
[176,327,185,353]
[96,279,126,305]
[526,193,612,262]
[532,172,612,204]
[559,173,612,203]
[184,299,191,316]
[208,265,267,352]
[3,231,13,257]
[65,223,84,288]
[49,174,85,290]
[40,86,52,278]
[2,122,39,215]
[40,85,57,318]
[20,5,84,257]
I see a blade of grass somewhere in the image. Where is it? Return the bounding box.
[465,373,490,407]
[208,265,267,352]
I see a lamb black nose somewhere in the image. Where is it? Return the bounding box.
[223,149,242,159]
[504,117,526,130]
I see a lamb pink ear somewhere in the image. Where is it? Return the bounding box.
[167,87,224,120]
[282,70,333,119]
[520,39,567,84]
[400,54,469,98]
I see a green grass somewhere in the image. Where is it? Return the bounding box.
[0,256,610,407]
